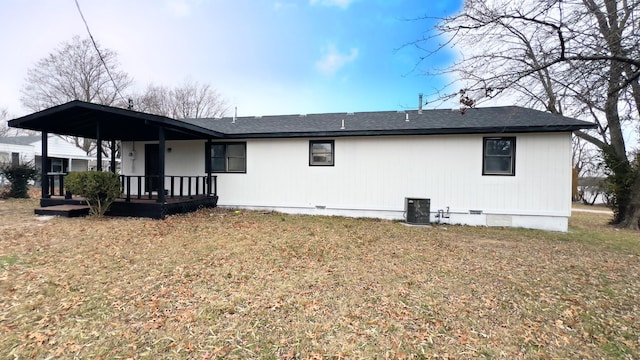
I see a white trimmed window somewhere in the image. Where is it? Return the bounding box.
[483,137,515,176]
[309,140,334,166]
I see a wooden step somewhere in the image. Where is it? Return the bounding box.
[35,205,90,217]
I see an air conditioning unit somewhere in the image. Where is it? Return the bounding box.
[406,198,430,225]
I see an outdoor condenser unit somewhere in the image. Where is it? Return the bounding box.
[405,198,430,225]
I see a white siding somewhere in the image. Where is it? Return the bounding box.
[69,159,89,172]
[0,136,93,170]
[0,144,34,164]
[121,132,573,231]
[32,136,94,160]
[121,141,206,177]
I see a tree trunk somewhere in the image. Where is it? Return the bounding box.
[602,145,632,224]
[620,168,640,230]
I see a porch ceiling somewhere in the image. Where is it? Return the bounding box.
[8,100,224,141]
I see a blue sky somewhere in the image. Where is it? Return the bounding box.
[0,0,463,118]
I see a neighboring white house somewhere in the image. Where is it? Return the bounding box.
[0,138,33,165]
[0,135,94,173]
[116,106,594,232]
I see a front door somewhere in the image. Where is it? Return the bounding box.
[145,144,160,193]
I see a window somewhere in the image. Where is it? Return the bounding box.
[50,158,67,173]
[11,152,19,166]
[483,137,515,175]
[207,142,246,173]
[51,159,63,173]
[309,140,334,166]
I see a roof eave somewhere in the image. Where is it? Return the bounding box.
[221,124,596,139]
[146,118,225,139]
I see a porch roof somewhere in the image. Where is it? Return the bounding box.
[8,101,224,141]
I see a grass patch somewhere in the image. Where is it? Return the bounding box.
[564,211,639,254]
[0,199,638,358]
[0,255,18,268]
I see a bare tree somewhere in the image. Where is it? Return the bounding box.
[416,0,640,229]
[0,108,9,137]
[134,80,228,119]
[0,108,35,137]
[135,85,172,117]
[20,36,133,154]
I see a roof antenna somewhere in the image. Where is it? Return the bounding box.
[232,107,237,124]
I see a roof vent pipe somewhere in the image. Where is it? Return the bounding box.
[341,119,345,129]
[232,107,237,124]
[405,113,409,122]
[418,93,423,114]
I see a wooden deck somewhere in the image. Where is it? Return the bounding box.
[38,195,218,219]
[37,174,218,219]
[35,204,90,217]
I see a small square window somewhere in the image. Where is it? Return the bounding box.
[483,137,515,176]
[309,140,334,166]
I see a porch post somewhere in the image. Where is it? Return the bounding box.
[96,122,102,171]
[158,126,166,204]
[41,131,50,198]
[206,139,212,196]
[110,140,116,173]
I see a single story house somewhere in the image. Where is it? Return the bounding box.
[9,100,594,230]
[0,137,32,165]
[0,135,94,186]
[0,135,94,171]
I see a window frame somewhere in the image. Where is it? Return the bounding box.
[309,140,335,166]
[206,142,247,173]
[482,137,516,176]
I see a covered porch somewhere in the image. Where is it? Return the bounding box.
[9,101,223,219]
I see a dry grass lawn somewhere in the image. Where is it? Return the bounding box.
[1,198,639,359]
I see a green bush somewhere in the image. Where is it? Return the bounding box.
[0,163,38,198]
[66,171,121,216]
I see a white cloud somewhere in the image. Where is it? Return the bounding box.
[309,0,356,9]
[315,45,359,75]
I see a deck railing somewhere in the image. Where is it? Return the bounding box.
[119,175,217,202]
[42,173,217,202]
[46,173,70,198]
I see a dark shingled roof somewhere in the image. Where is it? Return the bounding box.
[9,101,595,141]
[182,106,595,138]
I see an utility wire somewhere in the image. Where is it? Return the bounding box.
[74,0,127,104]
